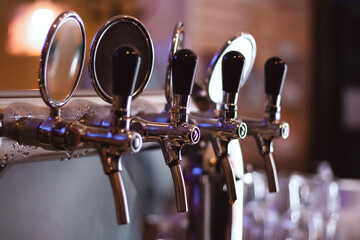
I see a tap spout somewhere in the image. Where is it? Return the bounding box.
[108,169,130,224]
[169,162,188,212]
[219,153,237,204]
[262,152,279,193]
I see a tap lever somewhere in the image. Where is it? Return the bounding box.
[111,46,140,131]
[221,51,246,121]
[265,57,287,97]
[172,49,198,96]
[264,57,287,122]
[112,47,140,97]
[222,51,245,94]
[171,49,199,124]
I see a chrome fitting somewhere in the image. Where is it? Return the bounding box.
[220,92,238,121]
[264,95,281,121]
[172,94,190,124]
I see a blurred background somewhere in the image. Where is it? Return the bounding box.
[0,0,360,178]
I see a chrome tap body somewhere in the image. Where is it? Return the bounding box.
[191,112,246,205]
[81,49,200,213]
[130,49,200,213]
[190,51,247,205]
[243,57,290,193]
[183,51,248,240]
[130,107,200,213]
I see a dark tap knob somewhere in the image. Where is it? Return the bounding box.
[264,57,287,122]
[111,47,140,131]
[172,49,198,96]
[101,46,142,224]
[221,51,246,121]
[171,49,198,124]
[113,46,140,96]
[265,57,287,97]
[222,51,245,94]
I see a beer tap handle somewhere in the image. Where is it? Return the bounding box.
[113,47,140,97]
[111,46,140,130]
[172,49,198,97]
[222,51,246,95]
[264,57,287,122]
[221,51,246,120]
[102,46,141,224]
[171,49,198,123]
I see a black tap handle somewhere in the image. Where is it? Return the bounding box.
[265,57,287,97]
[112,46,140,97]
[172,49,198,96]
[222,51,246,93]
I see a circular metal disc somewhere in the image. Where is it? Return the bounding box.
[39,11,86,109]
[206,33,256,105]
[165,22,184,106]
[89,16,154,103]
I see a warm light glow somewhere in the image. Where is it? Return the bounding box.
[31,8,55,31]
[6,2,66,56]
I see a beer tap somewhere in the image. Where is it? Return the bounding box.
[243,57,290,193]
[131,49,200,213]
[1,12,143,225]
[97,46,143,224]
[2,47,143,225]
[81,15,199,216]
[191,51,247,204]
